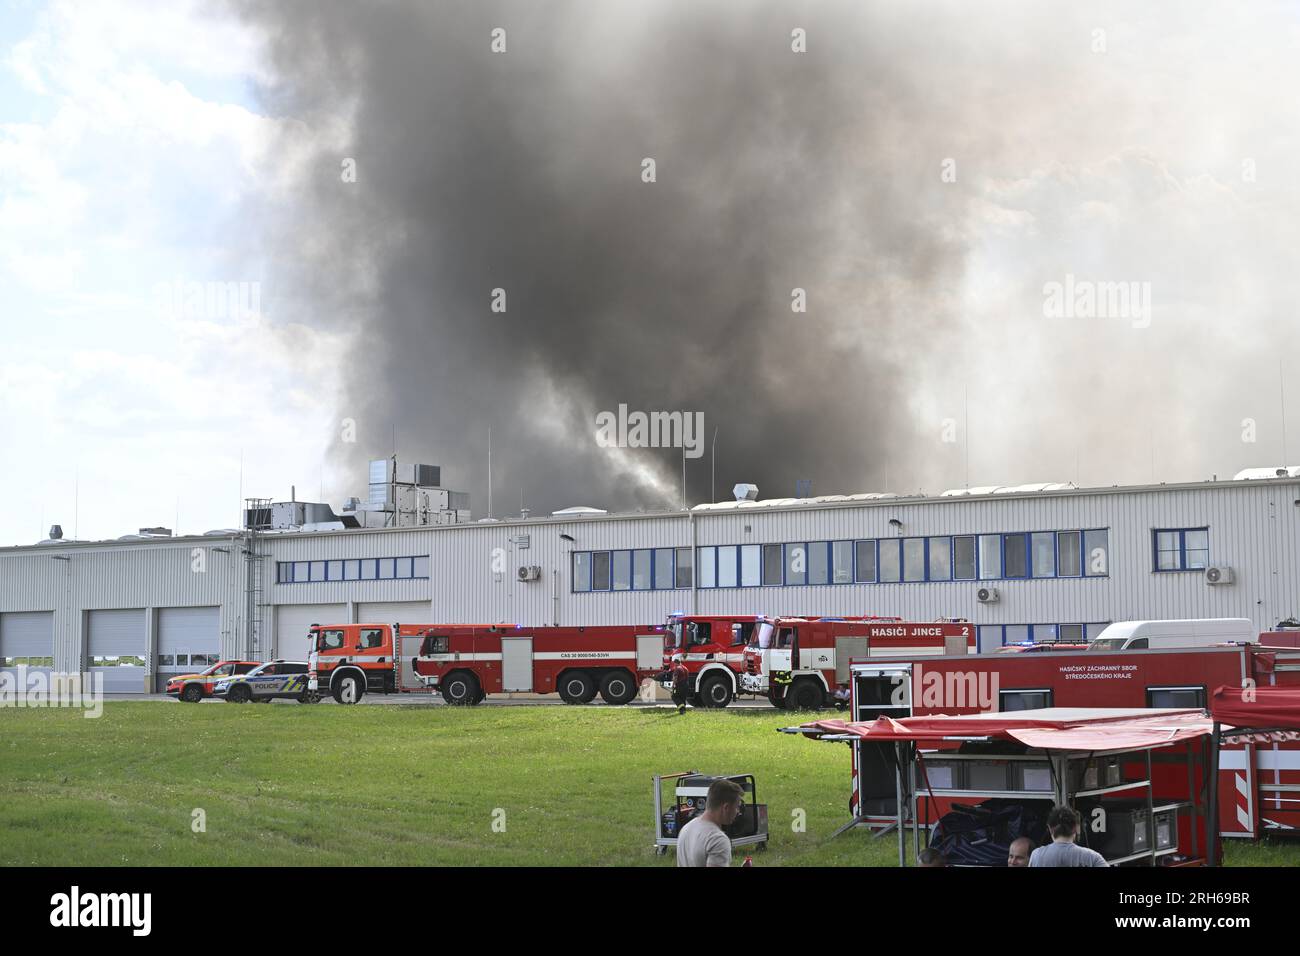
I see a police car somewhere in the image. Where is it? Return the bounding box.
[212,661,320,704]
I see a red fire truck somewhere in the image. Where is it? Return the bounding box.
[821,640,1300,839]
[305,621,666,705]
[659,613,776,708]
[411,623,666,704]
[740,618,976,709]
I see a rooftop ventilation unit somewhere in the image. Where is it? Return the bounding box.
[733,483,759,502]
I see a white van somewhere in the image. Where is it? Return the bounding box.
[1088,618,1256,651]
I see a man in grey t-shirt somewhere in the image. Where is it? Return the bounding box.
[676,779,744,867]
[1029,806,1109,867]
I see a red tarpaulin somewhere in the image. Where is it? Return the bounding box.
[1210,684,1300,731]
[800,707,1217,751]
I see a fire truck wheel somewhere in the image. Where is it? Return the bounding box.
[558,671,595,704]
[441,672,480,705]
[698,674,733,709]
[180,684,204,703]
[332,674,365,705]
[787,679,823,711]
[766,689,787,710]
[599,671,638,706]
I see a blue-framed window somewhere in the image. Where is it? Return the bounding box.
[276,555,430,584]
[568,527,1111,592]
[569,547,694,592]
[1153,527,1209,571]
[978,622,1110,650]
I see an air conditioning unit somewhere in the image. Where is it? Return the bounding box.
[517,565,542,582]
[1205,566,1235,586]
[976,586,1000,604]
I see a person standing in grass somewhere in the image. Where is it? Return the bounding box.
[670,654,691,714]
[676,779,743,867]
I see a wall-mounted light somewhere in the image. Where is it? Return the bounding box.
[559,533,576,543]
[49,555,70,562]
[888,518,903,529]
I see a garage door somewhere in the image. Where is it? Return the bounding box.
[275,604,346,661]
[1,611,55,688]
[156,607,220,692]
[88,609,147,694]
[357,602,432,687]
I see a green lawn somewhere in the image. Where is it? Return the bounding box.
[1,702,1295,867]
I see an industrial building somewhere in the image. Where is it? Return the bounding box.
[2,461,1299,694]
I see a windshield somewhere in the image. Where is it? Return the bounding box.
[1088,638,1127,652]
[245,662,274,676]
[751,622,774,649]
[665,622,682,649]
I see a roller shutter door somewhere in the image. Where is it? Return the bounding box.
[1,611,55,686]
[355,602,432,626]
[88,609,147,694]
[358,602,433,689]
[275,604,346,661]
[156,607,221,691]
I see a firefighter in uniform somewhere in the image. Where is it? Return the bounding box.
[670,654,691,714]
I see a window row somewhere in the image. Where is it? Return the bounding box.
[571,529,1109,592]
[976,622,1111,648]
[0,656,54,667]
[573,548,693,592]
[158,653,221,667]
[999,684,1206,712]
[1153,527,1210,572]
[277,556,431,584]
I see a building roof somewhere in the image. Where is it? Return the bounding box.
[4,470,1298,555]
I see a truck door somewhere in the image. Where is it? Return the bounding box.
[769,626,797,676]
[852,664,914,820]
[501,636,534,692]
[636,634,664,673]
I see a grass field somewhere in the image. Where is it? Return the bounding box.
[2,702,1297,867]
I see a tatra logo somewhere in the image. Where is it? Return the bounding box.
[49,886,151,936]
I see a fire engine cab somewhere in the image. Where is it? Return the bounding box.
[741,618,976,709]
[307,622,430,703]
[660,614,775,708]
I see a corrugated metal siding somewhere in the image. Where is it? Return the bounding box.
[1,481,1297,674]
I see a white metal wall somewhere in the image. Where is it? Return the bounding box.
[2,478,1297,676]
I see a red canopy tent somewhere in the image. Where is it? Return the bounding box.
[1206,685,1300,863]
[800,708,1215,749]
[793,707,1221,866]
[1210,685,1300,735]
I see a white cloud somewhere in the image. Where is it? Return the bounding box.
[0,1,351,545]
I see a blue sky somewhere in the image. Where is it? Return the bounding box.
[0,0,349,546]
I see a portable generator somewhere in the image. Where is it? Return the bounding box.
[653,771,769,855]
